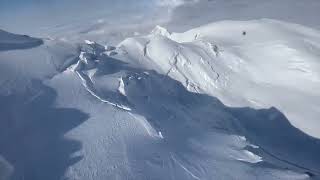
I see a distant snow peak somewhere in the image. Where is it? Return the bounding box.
[151,25,171,38]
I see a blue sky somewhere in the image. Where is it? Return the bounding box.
[2,0,320,37]
[0,0,159,34]
[0,0,154,11]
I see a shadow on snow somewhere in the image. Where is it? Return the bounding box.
[0,80,88,180]
[0,54,319,179]
[96,56,320,177]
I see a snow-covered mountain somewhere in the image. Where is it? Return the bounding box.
[1,19,320,180]
[121,19,320,138]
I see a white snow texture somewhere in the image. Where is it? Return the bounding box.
[0,2,320,180]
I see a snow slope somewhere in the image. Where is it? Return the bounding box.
[1,19,320,180]
[120,19,320,138]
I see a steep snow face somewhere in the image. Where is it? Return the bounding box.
[119,19,320,138]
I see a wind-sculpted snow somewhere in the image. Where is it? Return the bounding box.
[1,20,320,179]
